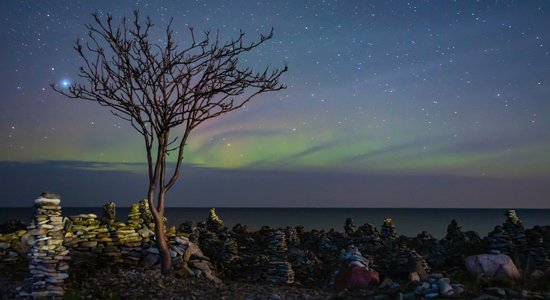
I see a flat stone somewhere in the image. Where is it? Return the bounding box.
[79,241,98,247]
[35,197,60,206]
[40,192,61,199]
[424,292,439,299]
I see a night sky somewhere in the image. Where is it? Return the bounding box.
[1,1,549,207]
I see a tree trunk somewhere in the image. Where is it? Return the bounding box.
[148,186,172,275]
[153,209,172,275]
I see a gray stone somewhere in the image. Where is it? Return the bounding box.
[452,284,465,295]
[439,282,454,296]
[465,254,521,280]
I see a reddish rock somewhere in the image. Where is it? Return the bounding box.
[334,267,380,291]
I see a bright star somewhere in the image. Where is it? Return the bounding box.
[61,79,70,88]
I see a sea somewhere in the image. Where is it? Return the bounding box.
[1,207,548,239]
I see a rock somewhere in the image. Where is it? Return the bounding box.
[142,253,158,267]
[439,282,454,296]
[452,284,465,295]
[175,236,188,245]
[408,272,420,282]
[0,242,10,249]
[379,277,393,289]
[40,192,61,199]
[334,266,379,291]
[465,254,521,280]
[340,245,370,268]
[34,197,60,206]
[424,292,439,299]
[183,242,200,262]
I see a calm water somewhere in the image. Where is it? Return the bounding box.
[1,207,548,238]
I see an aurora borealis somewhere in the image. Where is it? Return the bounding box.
[1,1,549,207]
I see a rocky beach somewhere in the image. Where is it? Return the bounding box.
[0,197,549,299]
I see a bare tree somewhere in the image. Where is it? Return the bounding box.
[52,11,287,275]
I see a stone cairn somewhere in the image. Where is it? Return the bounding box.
[486,210,528,260]
[101,201,116,223]
[344,217,356,236]
[380,217,397,241]
[139,199,154,228]
[206,208,224,232]
[266,229,295,284]
[0,222,30,263]
[502,210,528,252]
[20,193,69,299]
[525,226,550,273]
[411,231,444,269]
[285,226,300,249]
[354,223,384,253]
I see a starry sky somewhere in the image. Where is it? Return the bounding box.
[1,1,549,207]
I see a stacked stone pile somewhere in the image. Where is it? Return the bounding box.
[171,235,221,283]
[353,223,384,255]
[486,210,528,264]
[266,229,295,284]
[317,232,337,253]
[100,201,116,224]
[410,231,445,269]
[285,226,300,248]
[395,242,430,279]
[266,261,294,284]
[344,218,356,236]
[267,229,288,255]
[0,229,30,263]
[525,226,550,273]
[64,213,122,262]
[138,199,154,228]
[127,203,143,229]
[486,225,513,254]
[444,219,466,243]
[502,210,528,252]
[220,238,239,262]
[179,221,200,243]
[20,193,69,299]
[206,208,223,232]
[380,217,397,241]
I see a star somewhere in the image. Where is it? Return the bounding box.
[60,79,70,88]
